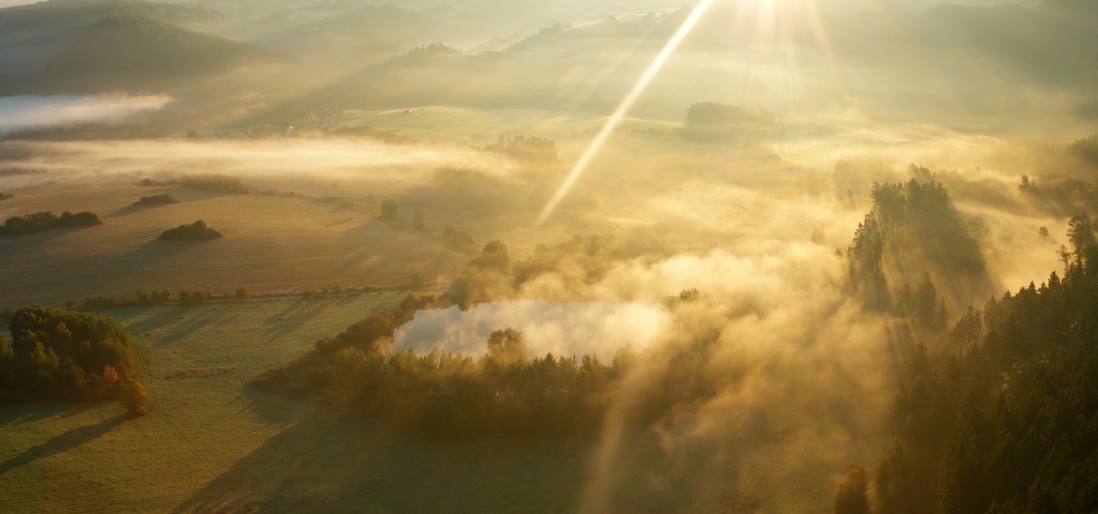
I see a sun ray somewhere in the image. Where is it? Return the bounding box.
[535,0,717,226]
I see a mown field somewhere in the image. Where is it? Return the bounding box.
[0,296,599,514]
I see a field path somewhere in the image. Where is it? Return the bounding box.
[132,340,218,479]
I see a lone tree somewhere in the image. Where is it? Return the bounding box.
[412,209,425,230]
[380,199,398,220]
[119,378,148,416]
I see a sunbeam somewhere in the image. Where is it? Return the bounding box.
[535,0,717,226]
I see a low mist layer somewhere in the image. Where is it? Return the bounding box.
[0,95,171,136]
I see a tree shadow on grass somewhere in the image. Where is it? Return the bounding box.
[0,403,81,426]
[0,414,129,475]
[155,308,239,348]
[99,239,182,283]
[264,301,329,343]
[110,304,238,348]
[174,396,593,514]
[104,203,162,218]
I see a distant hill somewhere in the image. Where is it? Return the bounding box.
[0,0,228,78]
[243,3,497,67]
[39,14,281,92]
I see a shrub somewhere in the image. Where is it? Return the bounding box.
[133,193,180,206]
[442,225,477,253]
[158,220,222,241]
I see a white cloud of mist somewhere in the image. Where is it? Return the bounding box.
[0,95,173,136]
[393,299,667,360]
[0,137,517,192]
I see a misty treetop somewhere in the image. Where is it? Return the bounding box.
[446,234,627,309]
[441,224,477,253]
[1069,133,1098,167]
[157,220,222,241]
[0,307,136,403]
[680,102,782,141]
[480,134,559,163]
[1017,172,1098,218]
[684,102,776,127]
[0,210,101,237]
[180,173,246,194]
[848,172,988,310]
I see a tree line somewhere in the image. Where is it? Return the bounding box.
[0,210,101,237]
[252,236,721,440]
[480,135,559,163]
[251,293,634,439]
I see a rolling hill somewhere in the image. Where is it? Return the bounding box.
[37,13,283,93]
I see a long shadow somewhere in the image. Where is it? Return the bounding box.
[0,403,84,426]
[0,415,129,475]
[155,308,239,348]
[173,395,596,514]
[99,239,182,281]
[171,404,437,514]
[109,306,180,337]
[0,224,101,249]
[104,203,165,218]
[264,301,328,342]
[101,238,223,287]
[110,304,239,348]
